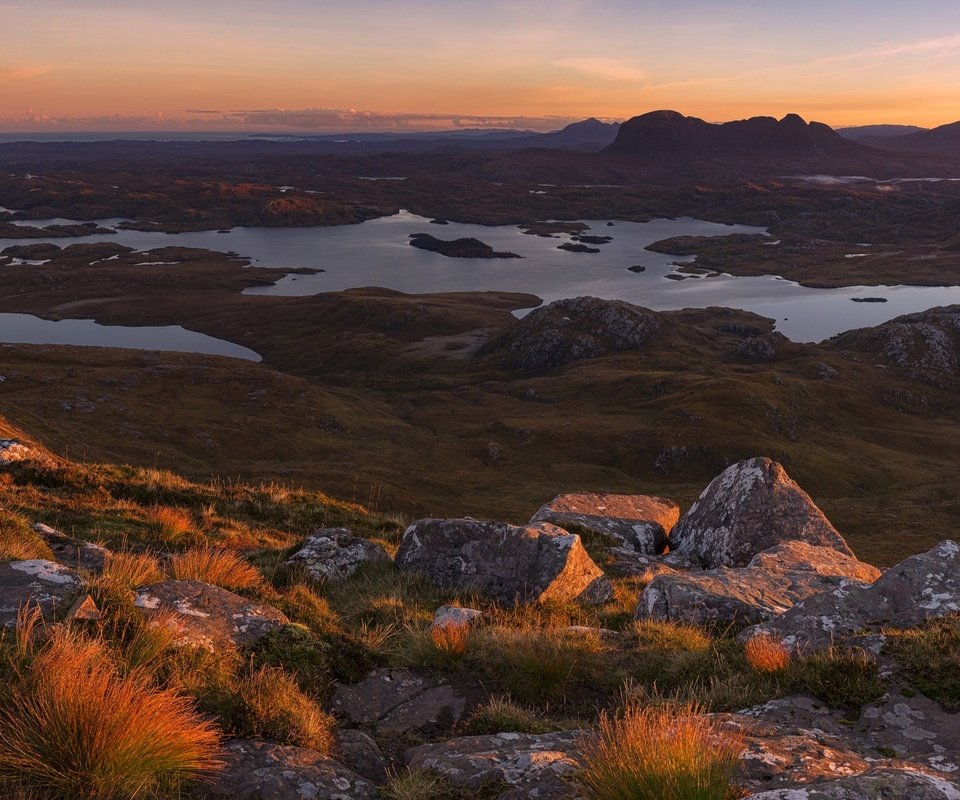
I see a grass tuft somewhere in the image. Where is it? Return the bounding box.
[100,550,163,590]
[0,511,52,562]
[744,635,791,674]
[461,695,557,736]
[885,615,960,711]
[146,505,196,544]
[168,547,263,590]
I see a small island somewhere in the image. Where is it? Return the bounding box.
[851,297,888,303]
[558,242,601,254]
[408,233,522,259]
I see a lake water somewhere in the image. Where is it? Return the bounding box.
[3,211,960,344]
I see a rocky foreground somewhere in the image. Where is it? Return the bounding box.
[2,442,959,800]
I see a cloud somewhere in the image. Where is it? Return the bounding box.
[815,33,960,66]
[0,64,50,81]
[554,57,648,83]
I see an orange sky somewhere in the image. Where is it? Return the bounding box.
[4,1,960,131]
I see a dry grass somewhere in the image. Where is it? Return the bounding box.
[461,694,556,736]
[578,703,744,800]
[100,550,163,590]
[0,621,221,800]
[146,505,196,544]
[168,547,263,591]
[744,635,791,674]
[0,511,51,562]
[431,622,469,658]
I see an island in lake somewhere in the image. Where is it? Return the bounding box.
[408,232,522,259]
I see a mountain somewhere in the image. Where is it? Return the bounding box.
[838,124,927,141]
[864,119,960,155]
[606,110,858,158]
[518,118,620,150]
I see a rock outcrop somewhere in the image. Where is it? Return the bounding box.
[742,768,960,799]
[530,492,678,554]
[133,579,288,651]
[482,296,663,371]
[0,559,80,627]
[283,528,390,583]
[669,457,853,568]
[395,518,612,605]
[32,523,109,574]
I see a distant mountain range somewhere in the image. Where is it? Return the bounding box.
[838,124,927,140]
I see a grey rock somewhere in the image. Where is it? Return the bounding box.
[395,518,612,605]
[405,730,584,799]
[433,605,483,629]
[33,523,110,574]
[333,729,388,782]
[0,559,81,627]
[284,528,390,583]
[0,438,35,464]
[638,542,880,625]
[331,669,467,736]
[743,540,960,653]
[734,333,785,363]
[742,767,960,799]
[200,739,378,800]
[530,492,678,554]
[669,457,854,568]
[133,579,288,652]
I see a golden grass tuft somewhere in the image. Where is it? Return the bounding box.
[100,550,163,590]
[168,547,263,591]
[430,621,469,658]
[0,622,221,800]
[578,703,744,800]
[146,505,196,544]
[0,511,52,562]
[744,635,791,674]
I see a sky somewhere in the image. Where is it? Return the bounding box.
[3,0,960,132]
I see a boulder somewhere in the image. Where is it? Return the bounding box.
[433,605,483,629]
[200,739,378,800]
[331,669,467,737]
[669,457,854,568]
[0,559,81,627]
[395,518,612,605]
[333,729,389,782]
[405,731,583,799]
[742,540,960,654]
[133,579,288,652]
[530,492,678,554]
[637,542,880,625]
[283,528,390,583]
[0,438,36,464]
[33,523,110,574]
[741,767,960,799]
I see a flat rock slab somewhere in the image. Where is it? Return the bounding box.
[405,730,584,799]
[331,669,467,737]
[33,523,110,574]
[134,579,288,652]
[637,542,880,625]
[743,540,960,653]
[283,528,390,583]
[396,518,612,605]
[200,739,378,800]
[669,457,854,568]
[530,492,678,554]
[0,559,80,627]
[742,767,960,799]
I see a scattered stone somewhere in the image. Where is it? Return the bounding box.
[395,518,612,605]
[743,539,960,654]
[331,669,467,737]
[433,605,483,630]
[65,593,102,622]
[530,492,679,554]
[669,457,854,568]
[283,528,390,583]
[133,579,288,651]
[637,541,879,626]
[200,739,378,800]
[0,559,81,628]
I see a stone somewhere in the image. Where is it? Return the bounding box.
[743,540,960,653]
[0,559,81,627]
[32,523,110,574]
[669,457,854,568]
[741,767,960,799]
[65,593,102,621]
[283,528,390,583]
[637,542,880,625]
[200,739,378,800]
[133,579,288,652]
[331,669,467,736]
[0,438,35,464]
[530,492,678,554]
[333,729,388,782]
[395,518,612,605]
[405,730,584,799]
[433,605,483,629]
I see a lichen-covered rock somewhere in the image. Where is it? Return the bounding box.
[669,457,854,568]
[741,767,960,799]
[482,296,663,371]
[0,438,36,464]
[331,669,467,736]
[637,542,880,625]
[283,528,390,583]
[32,522,110,574]
[734,333,785,363]
[133,579,288,651]
[333,729,389,782]
[530,492,678,554]
[404,731,584,799]
[200,739,378,800]
[433,605,483,629]
[0,559,81,627]
[395,518,612,605]
[743,540,960,653]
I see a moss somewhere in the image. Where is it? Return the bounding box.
[793,648,886,713]
[885,615,960,712]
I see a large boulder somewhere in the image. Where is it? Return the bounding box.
[0,559,81,627]
[405,731,583,800]
[395,518,612,605]
[743,540,960,653]
[669,458,853,568]
[200,739,378,800]
[637,542,880,625]
[283,528,390,583]
[530,492,678,554]
[133,579,288,652]
[742,767,960,799]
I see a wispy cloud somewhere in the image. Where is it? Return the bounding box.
[0,64,50,81]
[815,33,960,65]
[554,57,648,83]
